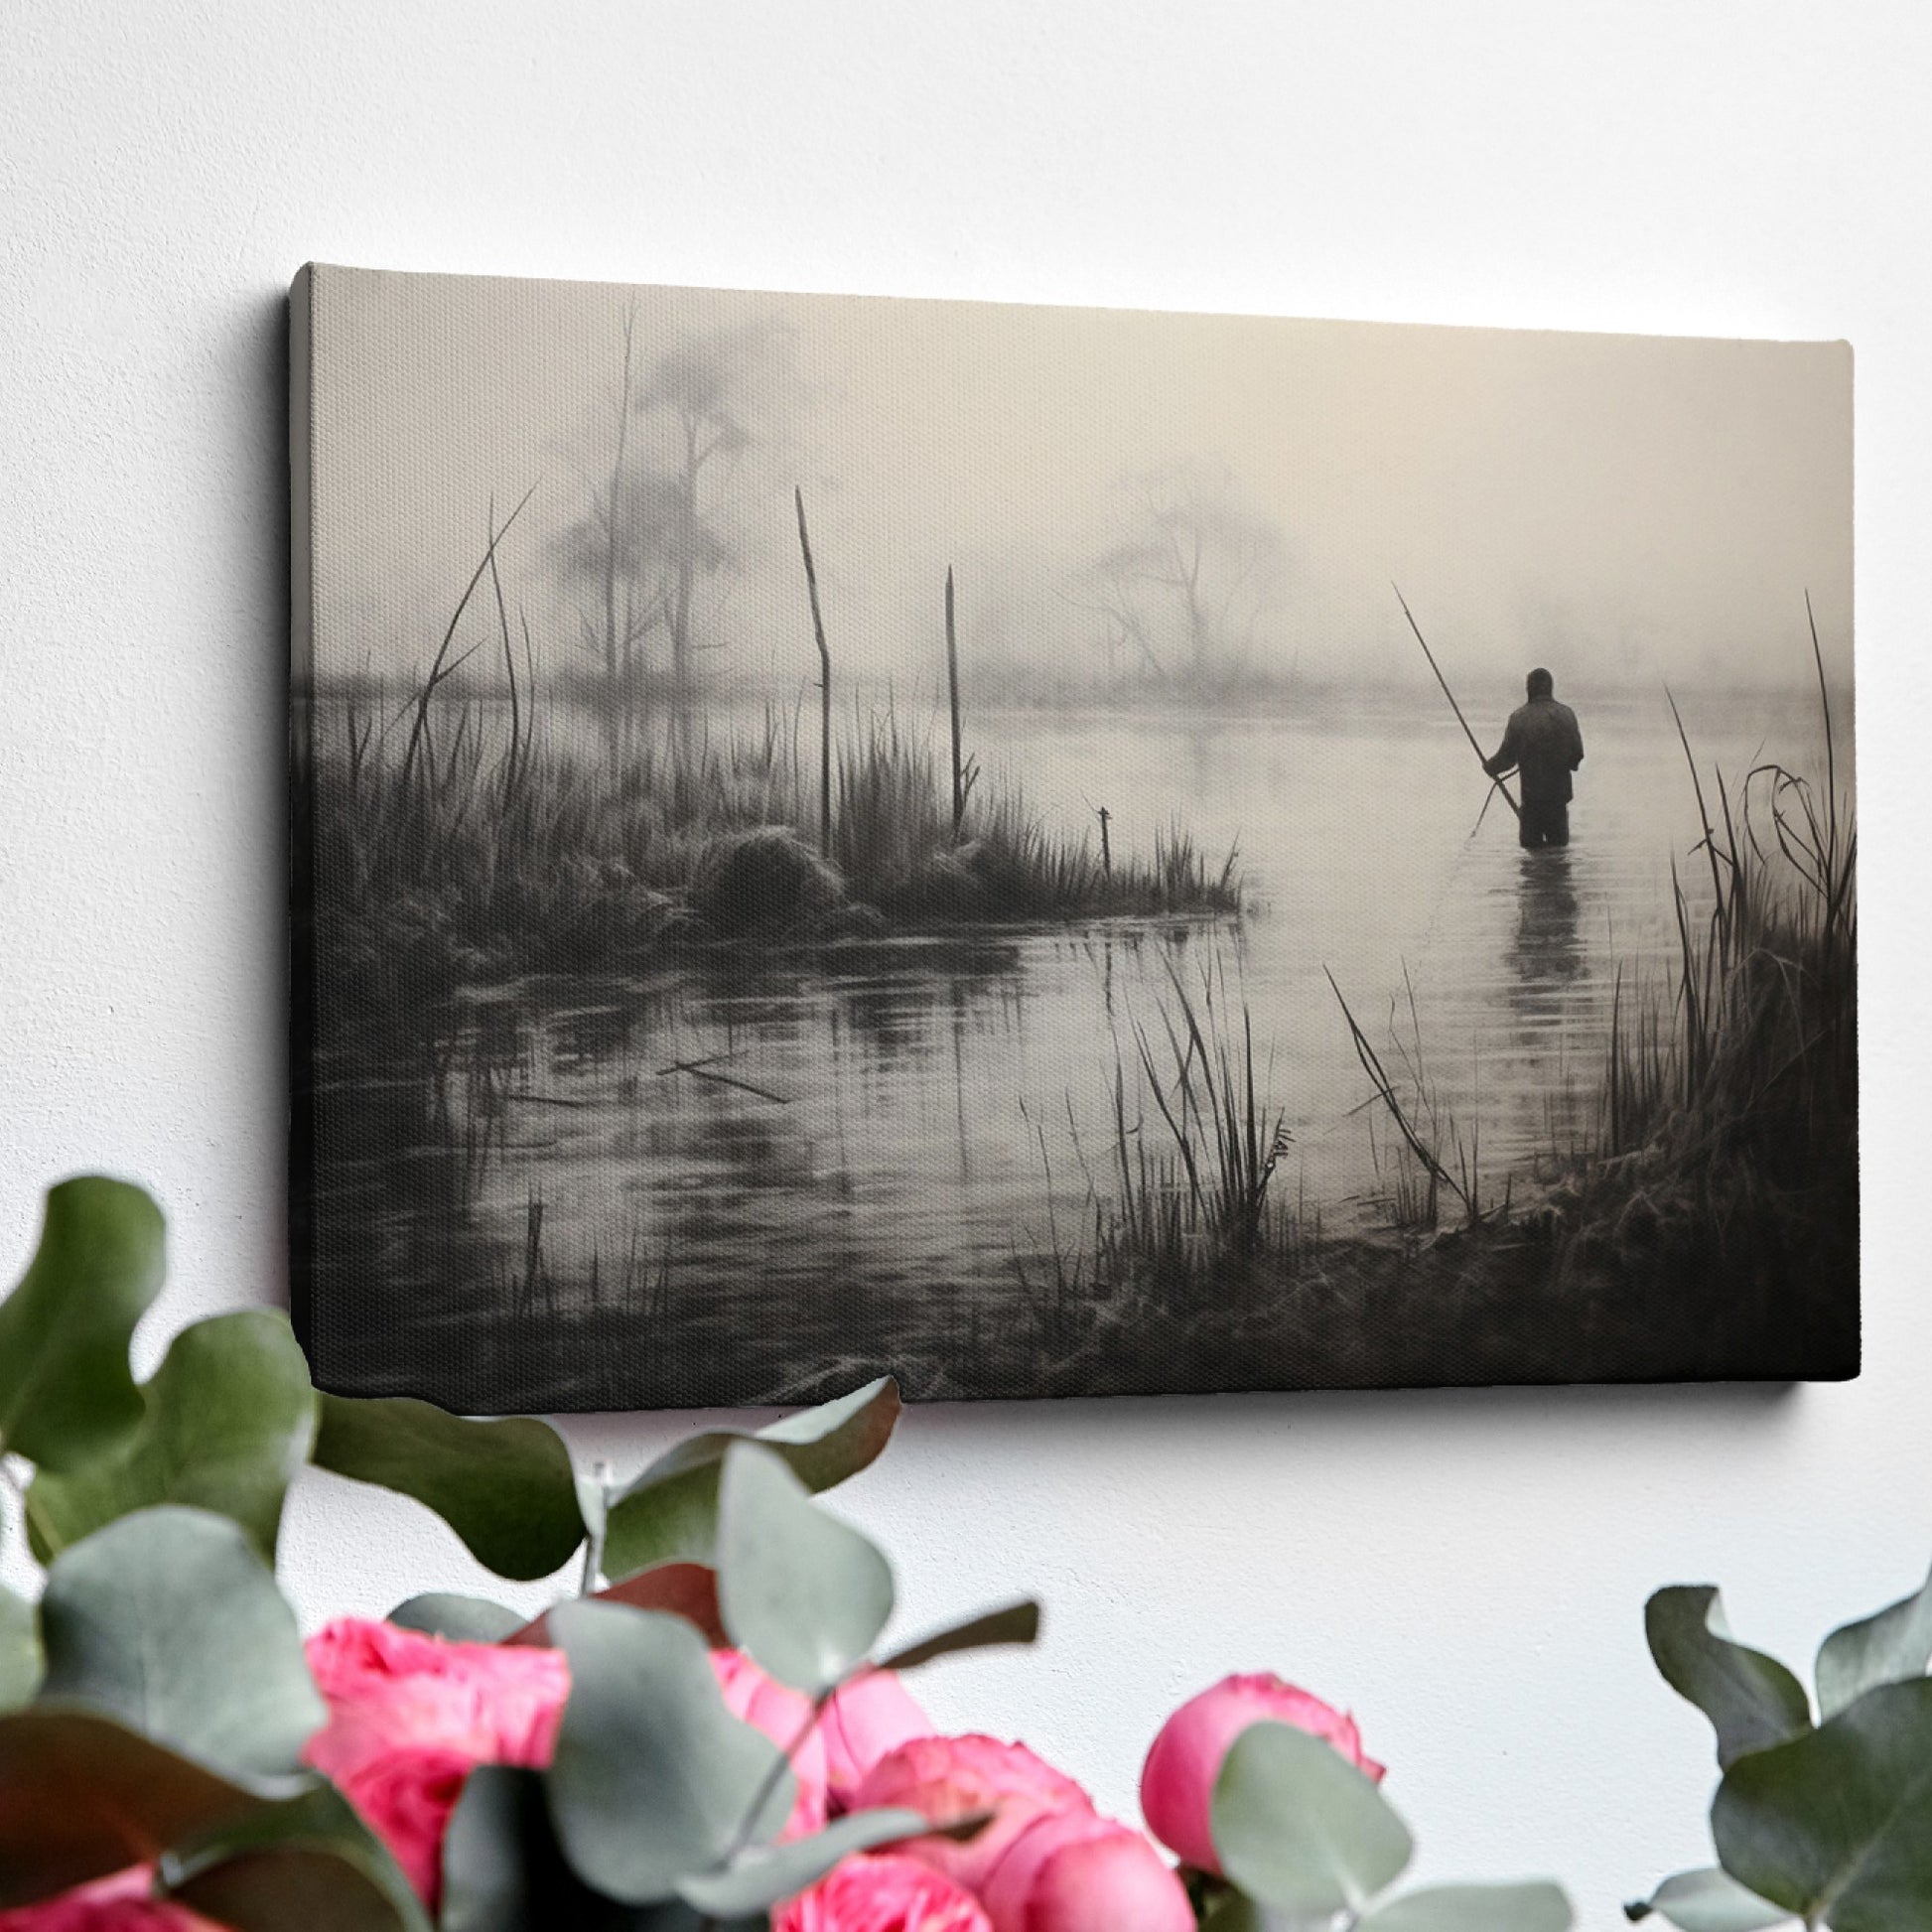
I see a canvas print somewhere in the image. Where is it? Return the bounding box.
[290,266,1857,1411]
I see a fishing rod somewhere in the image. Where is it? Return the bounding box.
[1391,583,1521,823]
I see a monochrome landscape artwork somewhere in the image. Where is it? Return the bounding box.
[290,266,1857,1412]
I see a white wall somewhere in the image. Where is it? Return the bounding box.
[2,4,1927,1924]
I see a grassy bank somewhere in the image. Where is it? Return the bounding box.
[305,682,1241,1006]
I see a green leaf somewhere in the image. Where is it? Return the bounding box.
[1198,1894,1273,1932]
[603,1377,898,1579]
[0,1176,165,1471]
[170,1842,423,1932]
[444,1766,594,1932]
[544,1600,792,1905]
[38,1504,324,1779]
[1626,1867,1793,1930]
[507,1563,727,1650]
[1816,1561,1932,1721]
[0,1706,276,1908]
[1210,1719,1414,1916]
[0,1583,41,1711]
[1645,1587,1812,1768]
[445,1769,747,1932]
[599,1464,721,1581]
[1713,1677,1932,1932]
[387,1593,527,1643]
[750,1375,901,1484]
[677,1807,930,1916]
[313,1392,585,1581]
[1361,1881,1573,1932]
[717,1443,894,1697]
[876,1599,1040,1673]
[27,1311,317,1564]
[161,1780,432,1932]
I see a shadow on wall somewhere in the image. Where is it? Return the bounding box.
[553,1375,1797,1473]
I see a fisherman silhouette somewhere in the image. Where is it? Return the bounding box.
[1484,669,1585,850]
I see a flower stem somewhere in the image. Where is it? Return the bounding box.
[578,1459,612,1597]
[724,1688,834,1863]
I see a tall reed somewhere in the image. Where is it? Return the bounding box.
[1032,961,1298,1314]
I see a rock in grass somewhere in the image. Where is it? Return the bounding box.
[693,826,846,935]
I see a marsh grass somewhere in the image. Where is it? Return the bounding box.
[313,669,1242,1009]
[1546,618,1857,1370]
[1013,959,1306,1375]
[1017,625,1856,1393]
[1327,963,1500,1231]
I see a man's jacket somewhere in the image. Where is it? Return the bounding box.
[1484,697,1585,804]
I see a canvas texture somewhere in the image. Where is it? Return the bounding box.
[290,265,1858,1411]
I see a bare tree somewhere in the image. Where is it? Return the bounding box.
[1068,463,1287,692]
[550,313,793,745]
[549,306,660,731]
[640,323,767,717]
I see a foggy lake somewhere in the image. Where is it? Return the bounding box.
[308,682,1841,1405]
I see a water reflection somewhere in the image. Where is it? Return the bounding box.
[1506,847,1586,1018]
[310,700,1824,1406]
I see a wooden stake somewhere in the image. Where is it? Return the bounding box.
[795,487,832,854]
[946,566,965,839]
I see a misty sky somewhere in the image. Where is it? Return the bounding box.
[305,266,1852,699]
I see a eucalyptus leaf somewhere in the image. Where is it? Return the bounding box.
[507,1563,727,1650]
[1816,1560,1932,1721]
[1198,1895,1272,1932]
[718,1442,894,1696]
[0,1176,165,1471]
[161,1781,431,1932]
[1211,1719,1414,1916]
[27,1311,317,1564]
[446,1766,607,1932]
[1712,1677,1932,1932]
[599,1464,721,1581]
[753,1375,902,1482]
[313,1392,584,1581]
[1626,1867,1793,1931]
[876,1599,1040,1673]
[545,1600,792,1905]
[1645,1587,1812,1768]
[387,1593,527,1643]
[603,1377,898,1580]
[676,1806,930,1916]
[38,1505,324,1779]
[1361,1880,1573,1932]
[171,1844,422,1932]
[445,1770,750,1932]
[0,1583,41,1711]
[0,1706,276,1908]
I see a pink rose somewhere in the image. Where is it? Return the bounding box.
[849,1735,1190,1932]
[0,1867,222,1930]
[303,1618,570,1785]
[300,1617,571,1904]
[850,1735,1092,1896]
[979,1812,1193,1932]
[775,1853,991,1931]
[1140,1673,1385,1874]
[710,1647,830,1839]
[820,1669,935,1813]
[332,1745,475,1904]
